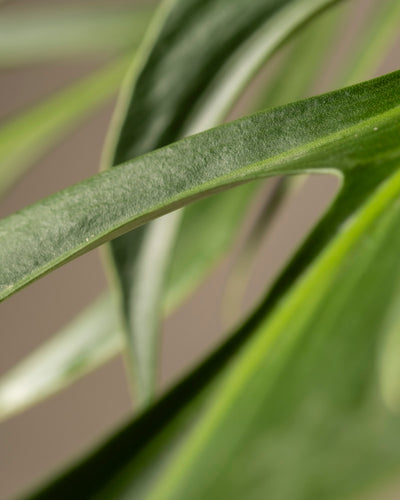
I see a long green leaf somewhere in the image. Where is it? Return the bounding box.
[221,2,346,317]
[0,0,342,418]
[0,5,152,66]
[0,69,397,304]
[0,57,131,198]
[24,72,400,499]
[0,294,123,420]
[164,0,344,314]
[0,0,394,415]
[0,0,393,419]
[104,0,342,406]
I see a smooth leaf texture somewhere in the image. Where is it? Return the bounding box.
[0,294,123,420]
[24,71,400,500]
[104,0,342,404]
[258,1,344,108]
[0,5,152,66]
[338,0,400,86]
[0,57,131,198]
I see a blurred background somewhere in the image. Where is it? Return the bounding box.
[0,0,399,498]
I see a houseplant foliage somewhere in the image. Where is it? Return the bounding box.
[1,0,400,499]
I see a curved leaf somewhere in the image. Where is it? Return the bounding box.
[104,0,342,405]
[0,70,398,301]
[0,0,344,418]
[0,57,131,198]
[24,71,400,500]
[0,294,123,420]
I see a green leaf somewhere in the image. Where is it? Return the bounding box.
[0,294,123,421]
[0,0,394,418]
[104,0,342,405]
[0,5,152,66]
[257,1,345,108]
[0,0,337,416]
[163,0,344,313]
[23,73,400,500]
[1,69,399,295]
[163,183,259,314]
[0,57,131,198]
[0,68,398,311]
[338,0,400,86]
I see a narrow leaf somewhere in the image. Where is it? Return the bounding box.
[338,0,400,86]
[23,73,400,500]
[0,56,130,197]
[0,5,152,66]
[0,71,398,304]
[104,0,343,405]
[0,294,123,420]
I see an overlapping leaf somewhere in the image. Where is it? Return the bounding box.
[103,0,342,404]
[0,0,346,418]
[23,71,400,499]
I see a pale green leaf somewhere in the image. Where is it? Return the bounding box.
[0,5,152,66]
[0,56,130,198]
[338,0,400,86]
[0,294,123,421]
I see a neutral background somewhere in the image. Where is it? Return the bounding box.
[1,0,399,498]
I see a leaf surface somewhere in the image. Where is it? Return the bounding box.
[0,0,343,419]
[24,71,400,500]
[1,72,399,297]
[104,0,342,404]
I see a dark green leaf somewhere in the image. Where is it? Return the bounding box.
[23,71,400,499]
[104,0,342,405]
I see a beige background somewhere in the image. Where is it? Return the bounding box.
[1,0,400,498]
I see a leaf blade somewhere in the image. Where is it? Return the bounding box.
[25,120,400,498]
[1,71,399,301]
[0,57,130,198]
[0,294,123,420]
[0,5,152,66]
[103,0,343,404]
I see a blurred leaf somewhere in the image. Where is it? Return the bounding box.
[221,2,346,318]
[258,1,344,108]
[104,0,342,406]
[0,56,130,198]
[23,71,400,500]
[338,0,400,86]
[163,183,259,314]
[0,0,338,417]
[0,5,152,66]
[0,294,123,421]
